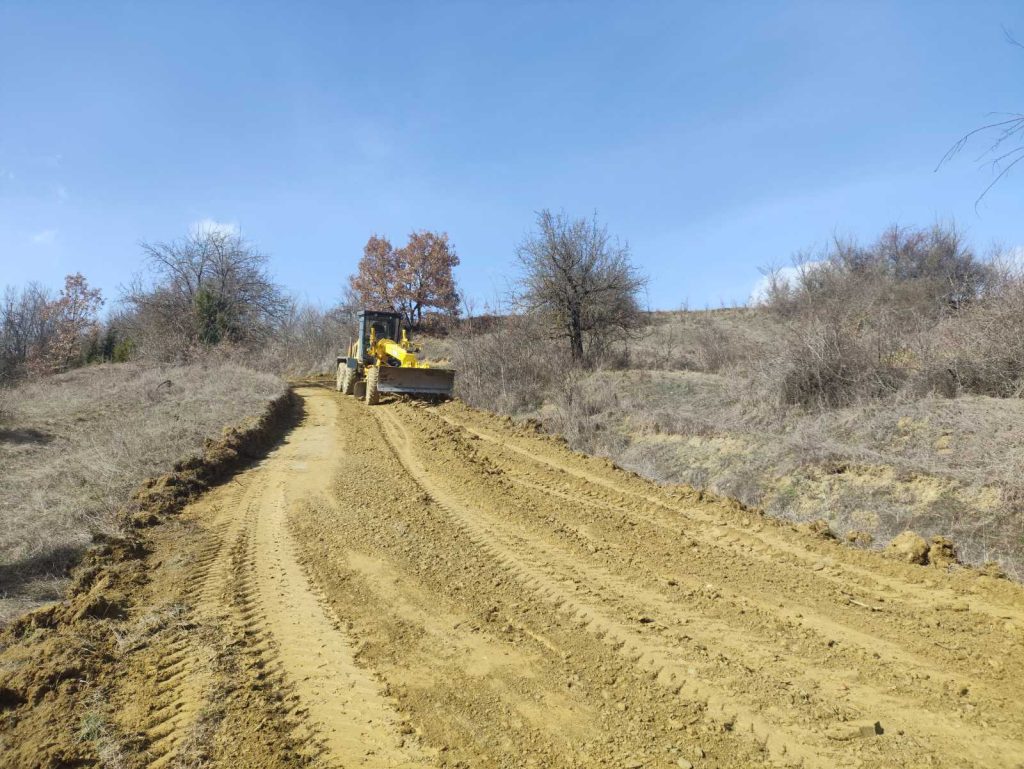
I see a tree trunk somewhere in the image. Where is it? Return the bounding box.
[569,306,584,362]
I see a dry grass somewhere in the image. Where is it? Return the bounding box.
[0,360,285,623]
[628,308,777,373]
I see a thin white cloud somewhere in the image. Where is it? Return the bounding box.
[190,218,239,237]
[749,262,821,304]
[31,229,57,245]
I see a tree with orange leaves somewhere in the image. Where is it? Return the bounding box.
[26,273,104,376]
[348,231,460,329]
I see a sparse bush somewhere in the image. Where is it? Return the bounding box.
[762,317,905,409]
[0,388,11,426]
[692,315,744,373]
[630,309,766,374]
[543,369,627,457]
[254,302,355,376]
[928,268,1024,397]
[753,224,1015,409]
[450,314,559,415]
[636,314,697,371]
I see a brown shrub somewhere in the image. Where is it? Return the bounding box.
[753,225,1023,409]
[542,369,628,457]
[929,273,1024,398]
[449,314,561,415]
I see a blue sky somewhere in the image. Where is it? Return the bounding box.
[1,1,1021,311]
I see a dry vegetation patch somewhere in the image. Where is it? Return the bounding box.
[0,360,285,623]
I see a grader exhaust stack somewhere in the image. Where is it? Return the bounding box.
[336,310,455,404]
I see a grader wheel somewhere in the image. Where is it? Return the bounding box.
[365,366,380,405]
[340,366,355,395]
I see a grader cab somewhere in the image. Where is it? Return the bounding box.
[336,310,455,404]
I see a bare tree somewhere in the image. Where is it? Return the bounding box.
[938,30,1023,205]
[940,113,1024,205]
[515,210,646,364]
[27,273,104,376]
[122,228,287,358]
[0,283,53,383]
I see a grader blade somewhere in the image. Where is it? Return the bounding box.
[376,366,455,398]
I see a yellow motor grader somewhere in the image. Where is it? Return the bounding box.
[336,310,455,404]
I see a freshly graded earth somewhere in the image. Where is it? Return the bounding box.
[9,385,1024,768]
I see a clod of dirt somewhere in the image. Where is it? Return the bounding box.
[73,591,128,621]
[885,531,929,565]
[928,536,959,569]
[844,530,874,546]
[804,519,835,539]
[130,510,161,527]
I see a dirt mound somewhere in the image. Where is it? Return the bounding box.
[3,386,1024,768]
[883,531,962,569]
[130,392,300,525]
[929,535,959,569]
[885,531,930,564]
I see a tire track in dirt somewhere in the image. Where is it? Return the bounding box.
[437,407,1024,626]
[434,406,1024,688]
[139,491,245,768]
[198,393,430,768]
[375,403,1024,768]
[449,432,1019,703]
[373,407,828,767]
[293,391,765,768]
[115,390,432,769]
[247,480,430,767]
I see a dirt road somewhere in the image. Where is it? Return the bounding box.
[105,385,1024,768]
